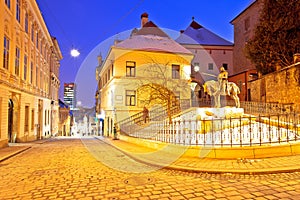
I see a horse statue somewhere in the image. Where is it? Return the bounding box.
[203,80,240,108]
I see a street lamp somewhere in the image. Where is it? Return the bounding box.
[70,48,80,57]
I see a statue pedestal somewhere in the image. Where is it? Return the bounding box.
[195,107,244,120]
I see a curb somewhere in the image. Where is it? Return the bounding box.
[96,137,300,175]
[0,146,32,163]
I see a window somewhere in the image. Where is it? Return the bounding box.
[208,63,213,70]
[25,13,29,33]
[244,17,250,32]
[126,90,136,106]
[25,106,29,132]
[237,80,243,92]
[16,0,20,23]
[3,36,10,69]
[31,24,34,42]
[222,63,228,70]
[36,32,39,48]
[36,65,38,87]
[15,47,20,75]
[24,55,28,80]
[172,64,180,79]
[30,62,33,83]
[126,61,136,77]
[5,0,10,8]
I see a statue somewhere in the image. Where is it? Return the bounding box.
[203,68,240,108]
[218,67,229,95]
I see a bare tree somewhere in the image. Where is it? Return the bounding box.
[135,54,191,122]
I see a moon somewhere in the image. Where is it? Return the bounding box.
[70,49,80,57]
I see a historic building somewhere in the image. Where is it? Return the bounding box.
[0,0,61,147]
[176,20,233,99]
[96,13,194,136]
[229,0,264,101]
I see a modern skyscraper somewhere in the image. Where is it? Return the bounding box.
[64,83,77,110]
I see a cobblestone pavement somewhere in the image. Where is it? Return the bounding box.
[1,137,300,200]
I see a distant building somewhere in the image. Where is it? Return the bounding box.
[176,19,233,99]
[58,99,72,136]
[64,83,77,110]
[96,13,193,136]
[229,0,263,101]
[0,0,62,147]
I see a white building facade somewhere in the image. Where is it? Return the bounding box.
[0,0,61,147]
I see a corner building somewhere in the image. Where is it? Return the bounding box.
[0,0,62,147]
[97,13,194,136]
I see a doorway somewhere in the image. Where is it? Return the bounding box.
[8,99,13,142]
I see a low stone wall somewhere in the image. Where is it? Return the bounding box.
[248,62,300,112]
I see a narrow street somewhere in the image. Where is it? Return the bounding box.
[0,137,300,200]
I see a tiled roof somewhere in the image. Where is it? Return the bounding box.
[176,20,233,46]
[135,21,170,37]
[115,21,192,55]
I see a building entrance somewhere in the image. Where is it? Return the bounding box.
[8,99,14,142]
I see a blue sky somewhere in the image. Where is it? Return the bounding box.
[37,0,254,108]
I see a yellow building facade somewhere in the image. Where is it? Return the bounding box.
[0,0,61,147]
[97,14,194,136]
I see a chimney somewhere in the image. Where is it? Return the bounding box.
[141,12,149,28]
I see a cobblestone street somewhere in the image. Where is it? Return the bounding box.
[1,137,300,200]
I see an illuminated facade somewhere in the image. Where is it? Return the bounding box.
[63,83,77,110]
[229,0,263,101]
[0,0,61,147]
[96,13,194,136]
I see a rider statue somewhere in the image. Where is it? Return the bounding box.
[218,67,229,95]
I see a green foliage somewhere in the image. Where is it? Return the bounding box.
[245,0,300,75]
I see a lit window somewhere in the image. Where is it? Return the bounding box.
[3,36,10,69]
[15,47,20,75]
[172,64,180,79]
[126,90,136,106]
[126,61,136,77]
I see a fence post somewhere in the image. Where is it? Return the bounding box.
[239,116,242,147]
[230,117,233,147]
[278,114,281,143]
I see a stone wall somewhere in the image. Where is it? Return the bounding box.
[248,62,300,112]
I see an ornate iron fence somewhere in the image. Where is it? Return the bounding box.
[121,113,300,147]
